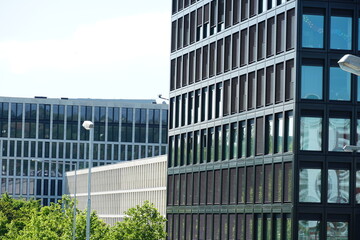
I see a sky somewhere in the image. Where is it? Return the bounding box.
[0,0,171,100]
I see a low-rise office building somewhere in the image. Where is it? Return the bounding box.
[65,155,167,225]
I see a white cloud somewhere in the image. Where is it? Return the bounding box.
[0,12,170,74]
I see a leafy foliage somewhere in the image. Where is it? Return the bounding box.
[109,201,167,240]
[0,195,166,240]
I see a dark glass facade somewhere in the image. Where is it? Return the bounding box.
[167,0,360,239]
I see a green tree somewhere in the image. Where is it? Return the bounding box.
[0,193,40,238]
[0,194,109,240]
[109,201,166,240]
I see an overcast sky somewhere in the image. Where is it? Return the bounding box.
[0,0,171,100]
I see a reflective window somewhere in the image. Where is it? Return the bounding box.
[302,14,324,48]
[327,221,348,239]
[356,170,360,203]
[301,65,323,100]
[330,67,351,101]
[298,220,321,239]
[331,16,352,50]
[327,169,349,204]
[328,118,350,152]
[299,168,322,203]
[358,76,360,101]
[300,117,322,151]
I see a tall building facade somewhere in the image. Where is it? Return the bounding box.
[167,0,360,239]
[0,97,168,205]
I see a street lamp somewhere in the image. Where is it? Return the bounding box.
[82,120,94,240]
[338,54,360,76]
[32,159,77,240]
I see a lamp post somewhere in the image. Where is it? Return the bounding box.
[32,159,77,240]
[338,54,360,76]
[82,120,94,240]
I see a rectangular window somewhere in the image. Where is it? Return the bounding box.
[331,12,352,50]
[257,69,264,108]
[195,49,202,82]
[266,66,274,105]
[225,0,232,28]
[223,80,231,116]
[240,29,248,66]
[286,9,295,50]
[214,170,221,204]
[273,163,282,202]
[189,51,195,84]
[276,13,285,53]
[302,9,324,48]
[239,75,247,111]
[238,167,245,203]
[224,36,231,72]
[232,32,239,68]
[241,0,249,21]
[264,165,272,203]
[301,62,323,100]
[249,25,256,63]
[255,165,263,203]
[248,72,255,110]
[300,116,322,151]
[326,221,348,239]
[246,166,254,203]
[229,168,237,204]
[275,63,284,103]
[216,39,224,75]
[230,123,238,159]
[329,66,351,101]
[328,116,350,152]
[265,115,274,154]
[328,168,350,203]
[184,14,189,47]
[285,59,294,101]
[239,121,247,158]
[248,119,255,157]
[275,113,283,153]
[257,21,265,60]
[177,18,183,49]
[267,17,275,56]
[285,111,294,152]
[231,77,239,114]
[202,46,209,79]
[256,117,264,155]
[284,162,292,202]
[299,168,322,203]
[209,42,216,77]
[298,220,321,239]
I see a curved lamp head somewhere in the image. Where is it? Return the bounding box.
[338,54,360,76]
[82,121,94,130]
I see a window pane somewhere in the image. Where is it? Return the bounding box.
[302,14,324,48]
[329,67,351,101]
[298,220,321,239]
[299,168,321,203]
[327,221,348,239]
[331,16,352,50]
[356,170,360,203]
[300,117,322,151]
[328,118,350,152]
[301,65,323,100]
[327,169,349,203]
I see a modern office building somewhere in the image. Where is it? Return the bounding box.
[0,96,168,205]
[65,155,167,225]
[167,0,360,239]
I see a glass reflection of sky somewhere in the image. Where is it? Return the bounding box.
[302,14,324,48]
[331,16,352,50]
[301,65,323,99]
[330,67,351,101]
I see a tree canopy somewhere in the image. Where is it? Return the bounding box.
[0,194,166,240]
